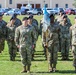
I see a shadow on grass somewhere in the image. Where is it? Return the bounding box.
[57,70,76,74]
[58,59,73,61]
[32,59,46,61]
[32,70,76,74]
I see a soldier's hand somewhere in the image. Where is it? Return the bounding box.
[32,45,35,49]
[44,44,47,48]
[17,45,20,48]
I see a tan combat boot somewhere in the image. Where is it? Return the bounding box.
[48,64,53,72]
[27,65,30,73]
[21,66,27,73]
[53,64,56,72]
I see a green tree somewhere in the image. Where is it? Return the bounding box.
[73,0,76,8]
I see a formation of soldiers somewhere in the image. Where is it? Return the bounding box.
[0,11,76,73]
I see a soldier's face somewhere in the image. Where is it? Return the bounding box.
[28,19,32,24]
[50,16,54,22]
[63,18,67,22]
[11,19,15,24]
[22,20,28,25]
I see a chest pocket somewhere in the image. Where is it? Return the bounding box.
[21,28,30,39]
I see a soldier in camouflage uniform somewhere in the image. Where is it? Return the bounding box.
[30,14,39,39]
[43,14,60,72]
[59,15,72,60]
[0,13,7,53]
[11,13,22,27]
[15,17,36,73]
[11,14,22,52]
[55,11,64,24]
[6,17,17,61]
[70,17,76,72]
[27,16,37,60]
[55,11,65,52]
[41,18,48,59]
[28,15,39,59]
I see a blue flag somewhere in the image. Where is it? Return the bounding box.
[42,6,50,32]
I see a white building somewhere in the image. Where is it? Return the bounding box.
[0,0,75,8]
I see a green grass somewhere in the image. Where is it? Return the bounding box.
[0,15,76,75]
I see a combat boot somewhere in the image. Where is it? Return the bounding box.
[31,54,34,60]
[12,57,15,61]
[27,65,30,73]
[21,66,27,73]
[10,56,13,61]
[53,64,56,72]
[53,68,56,72]
[48,64,53,72]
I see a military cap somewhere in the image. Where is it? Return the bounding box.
[12,13,17,17]
[49,14,54,18]
[28,14,33,19]
[63,15,67,19]
[22,17,28,21]
[10,16,16,21]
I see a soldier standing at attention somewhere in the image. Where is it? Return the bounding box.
[29,14,39,40]
[11,13,22,27]
[70,17,76,72]
[59,15,72,60]
[15,17,36,73]
[44,14,60,72]
[27,16,37,60]
[0,13,7,53]
[55,11,64,24]
[28,15,39,57]
[55,11,64,52]
[6,17,17,61]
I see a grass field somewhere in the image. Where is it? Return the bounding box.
[0,15,76,75]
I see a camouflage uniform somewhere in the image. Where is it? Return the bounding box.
[14,18,22,27]
[59,21,71,60]
[43,22,59,71]
[32,19,39,39]
[28,24,37,60]
[0,20,7,53]
[15,25,36,66]
[55,16,63,52]
[40,18,48,59]
[6,22,17,60]
[55,16,63,24]
[31,19,38,59]
[70,24,76,69]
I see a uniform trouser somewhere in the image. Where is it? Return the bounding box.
[32,44,36,55]
[61,38,70,58]
[72,45,76,67]
[0,40,5,52]
[19,46,32,66]
[48,43,58,68]
[7,41,17,58]
[42,44,46,57]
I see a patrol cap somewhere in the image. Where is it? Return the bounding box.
[49,14,54,18]
[0,13,3,17]
[12,13,17,17]
[22,17,28,21]
[28,14,33,19]
[63,15,67,19]
[60,10,63,12]
[10,16,16,21]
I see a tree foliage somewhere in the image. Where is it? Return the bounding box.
[73,0,76,8]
